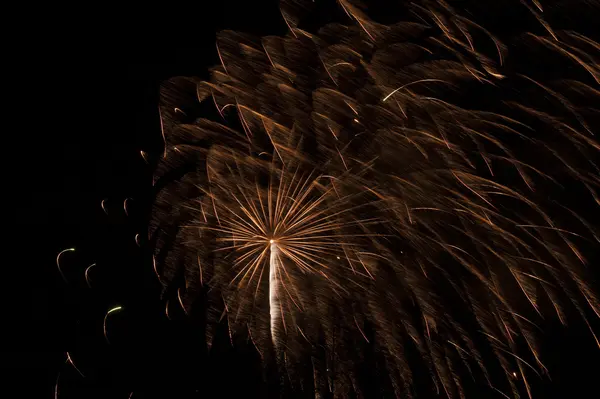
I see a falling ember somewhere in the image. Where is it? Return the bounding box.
[103,306,122,345]
[66,351,85,378]
[124,198,132,216]
[152,256,161,282]
[54,372,60,399]
[56,248,76,282]
[177,288,188,315]
[101,199,108,215]
[84,263,96,288]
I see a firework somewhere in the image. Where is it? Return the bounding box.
[149,1,600,397]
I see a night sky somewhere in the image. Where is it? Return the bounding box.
[10,1,600,398]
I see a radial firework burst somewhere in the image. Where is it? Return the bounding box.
[148,0,600,397]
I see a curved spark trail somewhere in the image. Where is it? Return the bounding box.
[103,306,123,345]
[56,248,75,282]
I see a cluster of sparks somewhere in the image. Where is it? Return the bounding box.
[199,165,384,350]
[114,0,600,398]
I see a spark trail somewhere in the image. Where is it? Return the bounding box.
[269,240,282,348]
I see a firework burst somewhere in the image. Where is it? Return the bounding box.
[148,0,600,397]
[199,159,381,347]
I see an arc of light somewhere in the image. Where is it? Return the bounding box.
[56,248,76,282]
[84,263,96,288]
[382,79,450,102]
[103,306,123,345]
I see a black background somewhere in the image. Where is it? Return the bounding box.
[8,1,600,398]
